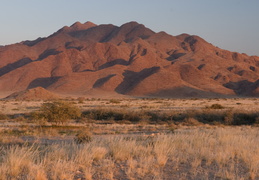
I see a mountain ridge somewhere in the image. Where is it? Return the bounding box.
[0,21,258,98]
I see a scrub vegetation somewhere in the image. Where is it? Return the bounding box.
[0,98,258,179]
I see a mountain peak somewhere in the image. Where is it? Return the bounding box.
[1,21,259,98]
[70,21,97,31]
[56,21,97,34]
[121,21,140,26]
[71,21,83,27]
[119,21,146,30]
[84,21,97,26]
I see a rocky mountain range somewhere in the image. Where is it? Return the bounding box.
[0,21,258,98]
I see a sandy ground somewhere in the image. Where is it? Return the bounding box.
[0,97,258,115]
[0,97,259,179]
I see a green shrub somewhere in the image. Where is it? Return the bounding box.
[32,101,81,124]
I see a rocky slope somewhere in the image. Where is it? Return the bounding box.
[4,87,60,100]
[0,21,258,98]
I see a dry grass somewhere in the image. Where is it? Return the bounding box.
[0,126,259,179]
[1,98,258,128]
[0,98,259,179]
[1,98,259,115]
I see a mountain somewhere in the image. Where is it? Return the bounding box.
[4,87,60,100]
[0,21,258,98]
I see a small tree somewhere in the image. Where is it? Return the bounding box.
[35,101,81,124]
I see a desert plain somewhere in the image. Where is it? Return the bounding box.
[0,97,258,180]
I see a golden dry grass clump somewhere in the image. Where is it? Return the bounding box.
[0,127,259,179]
[0,98,259,179]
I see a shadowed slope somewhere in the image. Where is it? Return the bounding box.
[0,21,259,98]
[4,87,60,100]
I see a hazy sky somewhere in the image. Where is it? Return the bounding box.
[1,0,259,56]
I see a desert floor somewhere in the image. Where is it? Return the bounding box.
[0,98,258,180]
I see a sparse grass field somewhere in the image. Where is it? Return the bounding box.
[0,98,259,179]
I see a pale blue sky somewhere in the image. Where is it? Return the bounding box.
[0,0,259,55]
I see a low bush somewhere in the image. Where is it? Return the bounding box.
[182,117,202,126]
[196,110,225,124]
[207,103,225,109]
[109,99,121,104]
[232,113,258,125]
[82,109,149,122]
[0,112,8,120]
[82,108,259,126]
[74,130,92,144]
[32,101,81,124]
[77,97,85,104]
[224,110,234,125]
[83,109,124,121]
[255,117,259,126]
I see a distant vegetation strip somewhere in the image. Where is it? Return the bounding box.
[0,101,258,126]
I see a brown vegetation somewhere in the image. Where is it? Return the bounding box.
[0,98,258,179]
[32,101,81,124]
[0,127,259,179]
